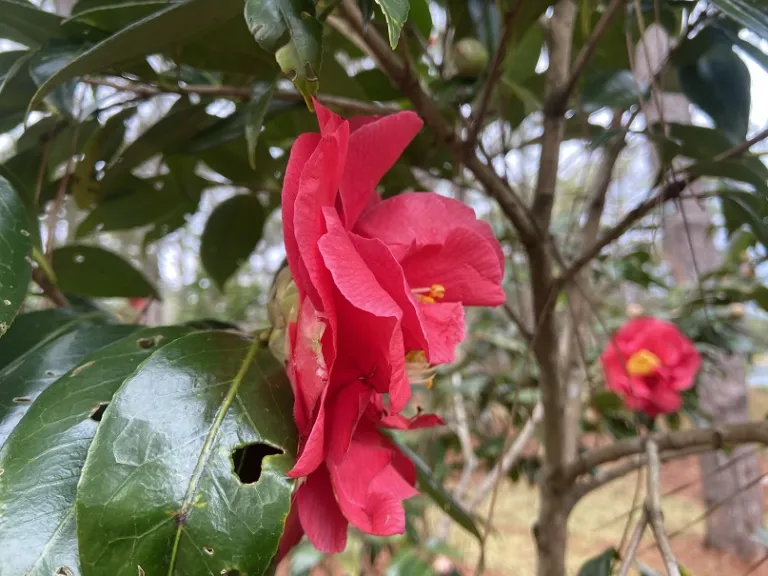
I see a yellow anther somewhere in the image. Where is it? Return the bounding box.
[626,349,661,377]
[405,350,436,388]
[411,284,446,304]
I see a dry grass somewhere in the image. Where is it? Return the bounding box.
[431,388,768,575]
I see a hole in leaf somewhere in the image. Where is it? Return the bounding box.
[45,370,56,377]
[231,443,282,484]
[202,546,214,555]
[137,337,157,349]
[56,568,74,576]
[89,403,108,422]
[220,570,244,576]
[12,396,31,404]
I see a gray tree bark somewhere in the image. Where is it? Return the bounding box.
[636,25,763,563]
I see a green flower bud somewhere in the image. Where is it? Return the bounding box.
[454,38,489,77]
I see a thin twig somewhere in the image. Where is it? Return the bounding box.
[468,2,523,144]
[83,76,401,115]
[31,268,70,308]
[645,440,681,576]
[547,0,627,115]
[617,510,648,576]
[467,402,544,510]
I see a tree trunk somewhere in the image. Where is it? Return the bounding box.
[636,25,764,563]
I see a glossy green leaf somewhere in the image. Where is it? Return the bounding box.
[719,189,768,252]
[582,70,643,112]
[688,159,768,194]
[0,176,33,337]
[576,547,619,576]
[244,0,322,106]
[711,0,768,39]
[72,107,134,209]
[0,0,65,48]
[408,0,432,41]
[76,177,174,237]
[0,50,37,122]
[77,331,296,576]
[69,1,171,32]
[201,194,269,290]
[503,24,543,83]
[26,0,247,113]
[98,102,212,196]
[678,40,751,143]
[246,79,277,169]
[0,321,133,447]
[52,245,159,298]
[0,326,189,576]
[373,0,410,48]
[387,433,482,541]
[0,309,104,370]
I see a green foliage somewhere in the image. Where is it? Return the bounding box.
[0,176,33,335]
[77,331,296,576]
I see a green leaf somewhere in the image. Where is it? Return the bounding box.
[201,194,269,290]
[0,50,37,123]
[244,0,323,107]
[503,24,543,83]
[98,102,213,196]
[69,1,172,32]
[577,547,620,576]
[387,433,482,541]
[688,159,768,194]
[374,0,410,48]
[718,189,768,251]
[246,79,277,170]
[0,309,103,370]
[0,0,65,48]
[0,321,133,447]
[77,331,296,576]
[385,550,432,576]
[582,70,643,112]
[72,107,134,209]
[678,40,751,143]
[408,0,432,41]
[0,176,33,337]
[0,326,189,576]
[26,0,247,114]
[52,245,159,299]
[711,0,768,39]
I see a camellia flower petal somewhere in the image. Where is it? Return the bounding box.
[601,317,701,417]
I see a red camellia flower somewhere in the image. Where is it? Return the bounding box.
[601,317,701,417]
[277,101,505,555]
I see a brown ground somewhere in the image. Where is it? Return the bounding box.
[281,390,768,575]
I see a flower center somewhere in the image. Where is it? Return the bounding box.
[411,284,446,304]
[626,349,661,377]
[405,350,436,389]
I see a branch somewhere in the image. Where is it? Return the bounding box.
[83,76,400,116]
[467,402,543,510]
[468,3,522,144]
[546,0,626,116]
[645,440,681,576]
[334,0,539,245]
[31,268,70,308]
[563,421,768,484]
[617,510,648,576]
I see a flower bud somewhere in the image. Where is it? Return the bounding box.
[626,303,644,318]
[454,38,489,77]
[267,266,299,330]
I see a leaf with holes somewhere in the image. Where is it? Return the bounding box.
[0,320,133,448]
[201,194,269,290]
[0,326,189,576]
[76,331,296,576]
[52,245,159,299]
[0,176,33,338]
[244,0,322,107]
[386,433,482,541]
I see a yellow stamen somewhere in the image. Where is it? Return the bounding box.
[405,350,437,387]
[626,349,661,377]
[412,284,446,304]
